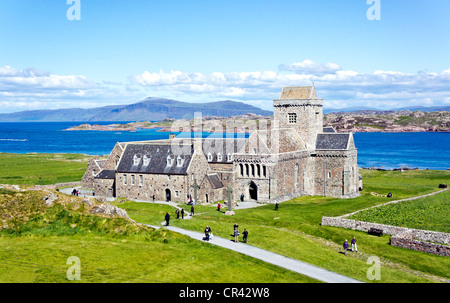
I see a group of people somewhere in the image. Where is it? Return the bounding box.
[71,188,79,196]
[343,237,358,255]
[165,205,195,226]
[232,223,248,243]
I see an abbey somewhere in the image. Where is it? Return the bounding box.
[82,86,362,204]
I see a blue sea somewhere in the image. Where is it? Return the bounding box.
[0,122,449,170]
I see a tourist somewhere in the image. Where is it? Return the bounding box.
[242,228,248,243]
[240,193,244,202]
[181,208,185,219]
[351,237,358,252]
[234,227,239,243]
[233,223,239,231]
[165,212,170,226]
[204,225,212,241]
[176,209,180,219]
[275,202,279,211]
[152,195,155,202]
[343,239,349,255]
[190,205,194,217]
[217,202,221,211]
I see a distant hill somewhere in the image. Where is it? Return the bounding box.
[0,98,273,122]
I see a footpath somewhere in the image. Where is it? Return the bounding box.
[145,223,363,284]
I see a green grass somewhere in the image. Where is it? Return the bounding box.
[113,169,450,283]
[349,190,450,233]
[0,153,90,185]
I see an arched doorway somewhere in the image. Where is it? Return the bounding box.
[165,189,171,202]
[249,181,258,201]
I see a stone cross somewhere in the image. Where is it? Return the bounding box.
[225,185,235,216]
[190,178,199,204]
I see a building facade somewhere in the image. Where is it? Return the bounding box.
[82,85,361,203]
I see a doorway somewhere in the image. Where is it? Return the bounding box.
[165,189,171,202]
[249,181,258,201]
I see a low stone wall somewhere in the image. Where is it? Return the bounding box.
[390,237,450,257]
[321,216,450,246]
[55,181,82,189]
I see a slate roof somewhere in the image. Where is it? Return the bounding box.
[95,169,115,179]
[315,133,351,150]
[117,143,193,175]
[206,173,224,189]
[202,138,246,163]
[323,126,336,133]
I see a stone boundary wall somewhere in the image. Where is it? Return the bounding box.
[55,181,82,189]
[321,216,450,245]
[390,236,450,257]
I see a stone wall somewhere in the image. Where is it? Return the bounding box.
[390,236,450,257]
[321,216,450,256]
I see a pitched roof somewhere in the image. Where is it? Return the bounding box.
[117,143,193,175]
[279,85,317,100]
[315,133,351,150]
[206,173,224,189]
[95,169,115,179]
[323,126,336,133]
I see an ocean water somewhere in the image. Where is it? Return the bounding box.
[0,122,449,170]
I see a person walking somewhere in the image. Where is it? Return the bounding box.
[351,237,358,252]
[165,212,170,226]
[274,202,279,211]
[343,239,349,255]
[175,209,180,219]
[242,228,248,243]
[217,202,221,212]
[181,208,184,219]
[204,225,212,241]
[190,205,195,217]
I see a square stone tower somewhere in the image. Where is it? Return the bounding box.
[273,85,323,150]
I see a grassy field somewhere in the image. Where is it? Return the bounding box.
[0,153,90,185]
[1,152,449,283]
[113,169,450,283]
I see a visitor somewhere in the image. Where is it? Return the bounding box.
[275,202,279,211]
[204,225,212,241]
[234,227,239,243]
[190,205,194,217]
[351,237,358,252]
[242,228,248,243]
[217,202,221,211]
[165,212,170,226]
[343,239,349,255]
[176,209,180,219]
[181,208,185,219]
[240,193,244,202]
[152,195,155,202]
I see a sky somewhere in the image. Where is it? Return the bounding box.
[0,0,449,113]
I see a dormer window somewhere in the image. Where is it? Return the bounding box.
[217,153,222,162]
[143,155,150,166]
[167,156,173,166]
[177,155,184,167]
[207,153,212,162]
[133,154,141,166]
[227,153,232,162]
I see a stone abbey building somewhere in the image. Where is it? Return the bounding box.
[82,86,361,204]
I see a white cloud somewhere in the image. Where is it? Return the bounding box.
[279,60,342,75]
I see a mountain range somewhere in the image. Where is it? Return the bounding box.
[0,97,448,122]
[0,98,273,122]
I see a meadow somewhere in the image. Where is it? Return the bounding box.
[0,153,449,283]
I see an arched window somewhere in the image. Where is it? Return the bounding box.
[251,164,255,177]
[217,153,222,162]
[245,164,249,177]
[207,153,213,162]
[256,164,261,177]
[263,165,267,178]
[239,164,244,176]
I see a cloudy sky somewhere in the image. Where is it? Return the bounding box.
[0,0,449,113]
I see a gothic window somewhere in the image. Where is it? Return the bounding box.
[239,164,244,176]
[256,164,261,177]
[251,164,255,177]
[263,165,267,178]
[245,164,249,177]
[288,113,297,124]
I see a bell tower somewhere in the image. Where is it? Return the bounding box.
[273,84,323,150]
